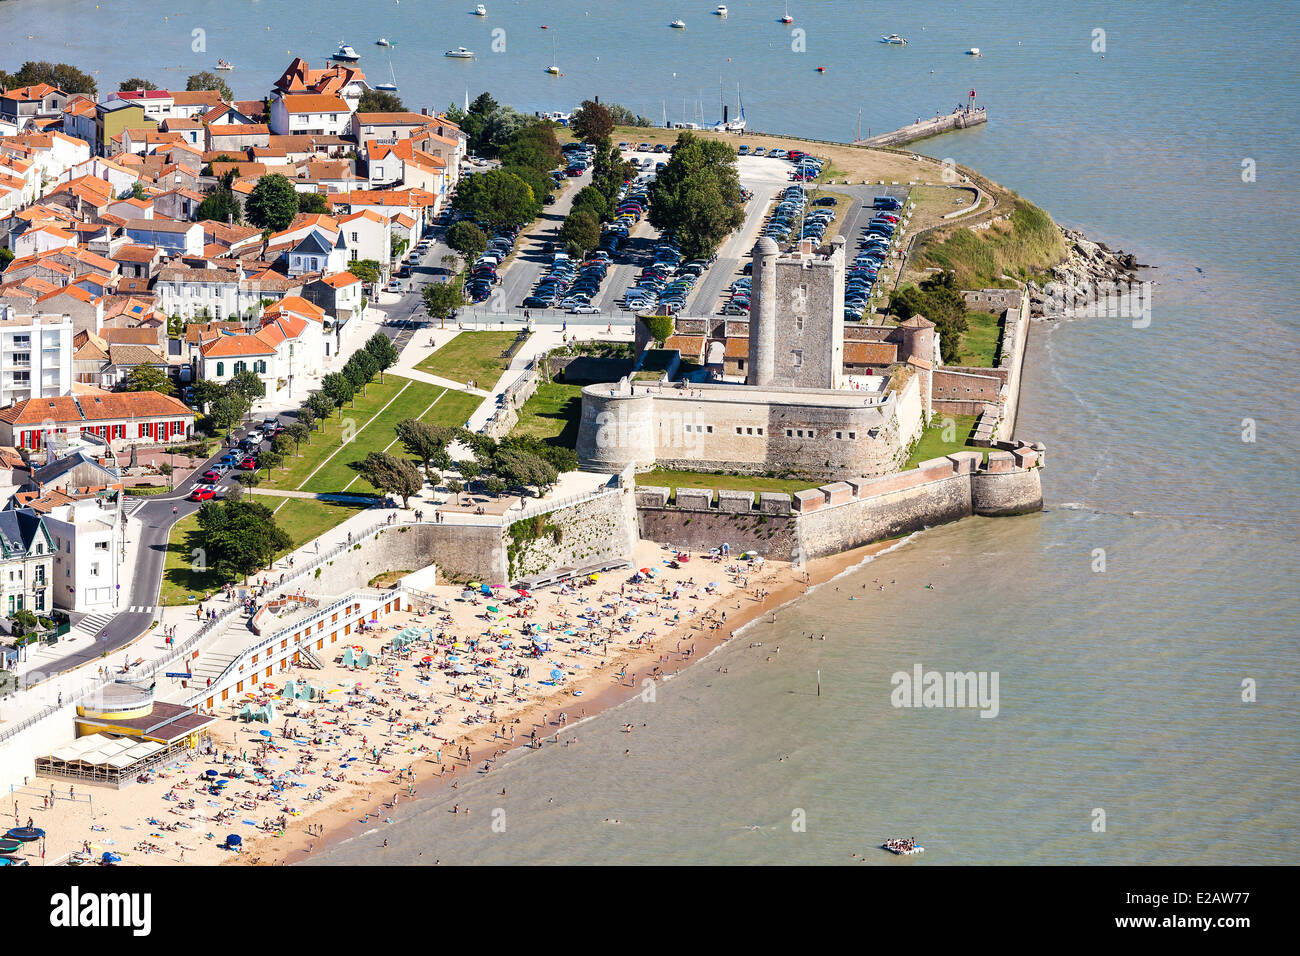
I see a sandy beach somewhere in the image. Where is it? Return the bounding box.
[5,535,895,867]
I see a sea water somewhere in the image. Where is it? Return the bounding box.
[7,0,1295,863]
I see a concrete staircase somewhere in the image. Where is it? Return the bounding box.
[73,612,115,639]
[155,612,259,703]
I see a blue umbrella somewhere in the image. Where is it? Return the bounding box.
[205,769,219,778]
[550,669,564,680]
[259,730,272,738]
[225,834,242,847]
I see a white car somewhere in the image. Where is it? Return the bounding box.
[244,430,263,444]
[568,304,601,314]
[386,279,403,293]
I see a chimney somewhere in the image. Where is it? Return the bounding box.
[421,107,428,116]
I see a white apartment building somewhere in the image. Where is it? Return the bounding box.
[36,496,122,613]
[0,305,73,407]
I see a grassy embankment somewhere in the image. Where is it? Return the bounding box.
[912,198,1065,289]
[903,414,987,470]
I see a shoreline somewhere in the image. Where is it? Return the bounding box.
[249,537,903,866]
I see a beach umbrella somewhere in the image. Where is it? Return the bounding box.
[101,852,122,864]
[487,605,499,613]
[588,573,600,581]
[225,834,242,847]
[709,581,720,588]
[460,590,476,601]
[549,668,564,680]
[205,769,219,778]
[468,582,481,588]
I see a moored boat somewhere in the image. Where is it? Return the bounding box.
[444,47,476,58]
[880,34,908,45]
[881,838,924,856]
[332,42,361,61]
[670,19,686,29]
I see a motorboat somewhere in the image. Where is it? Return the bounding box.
[376,38,390,47]
[545,65,561,76]
[474,4,487,15]
[444,47,476,58]
[214,59,234,71]
[670,19,686,29]
[332,42,361,61]
[967,47,982,56]
[880,34,908,45]
[715,5,728,16]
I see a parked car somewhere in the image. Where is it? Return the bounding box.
[239,458,257,470]
[189,486,216,502]
[244,430,263,444]
[199,469,222,484]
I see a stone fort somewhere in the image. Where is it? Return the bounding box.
[578,236,939,480]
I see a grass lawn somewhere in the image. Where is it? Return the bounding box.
[258,376,408,491]
[415,331,525,387]
[159,496,367,605]
[638,468,820,502]
[510,381,584,448]
[957,310,1003,367]
[304,382,444,494]
[423,388,482,430]
[904,414,986,470]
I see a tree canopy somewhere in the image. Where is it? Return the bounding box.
[196,498,291,582]
[0,61,97,97]
[446,220,488,263]
[888,271,968,364]
[186,71,232,101]
[245,174,299,231]
[571,100,614,143]
[358,89,405,113]
[421,281,463,327]
[452,168,538,231]
[647,132,745,260]
[297,191,330,215]
[353,452,422,508]
[559,209,600,256]
[364,331,400,381]
[118,77,159,92]
[123,364,174,396]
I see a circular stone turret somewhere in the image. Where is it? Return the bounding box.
[971,468,1043,517]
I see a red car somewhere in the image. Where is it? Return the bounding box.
[189,486,216,502]
[199,470,221,483]
[239,458,257,470]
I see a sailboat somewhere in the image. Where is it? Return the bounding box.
[545,33,560,74]
[374,61,399,92]
[780,2,793,24]
[713,81,746,132]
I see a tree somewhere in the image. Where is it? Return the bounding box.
[422,281,463,329]
[604,102,653,127]
[119,77,158,92]
[364,331,400,382]
[123,364,175,396]
[186,71,233,102]
[499,164,554,210]
[350,259,382,287]
[0,248,12,270]
[647,132,745,260]
[571,100,614,144]
[571,184,612,223]
[446,220,488,264]
[358,89,405,113]
[306,390,337,425]
[642,314,674,345]
[559,210,600,257]
[259,448,283,478]
[343,349,379,395]
[321,372,354,413]
[889,271,969,364]
[295,407,316,437]
[196,188,241,225]
[197,498,290,582]
[297,191,330,215]
[499,121,561,173]
[245,174,299,231]
[395,419,453,481]
[355,452,422,508]
[451,169,537,232]
[285,422,310,454]
[5,61,97,97]
[228,369,265,413]
[445,478,464,503]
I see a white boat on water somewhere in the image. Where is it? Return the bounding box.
[880,34,907,45]
[474,4,487,15]
[780,1,793,24]
[444,47,476,58]
[967,47,982,56]
[214,59,234,71]
[332,42,361,61]
[376,37,390,47]
[715,5,728,16]
[374,62,399,92]
[670,19,686,29]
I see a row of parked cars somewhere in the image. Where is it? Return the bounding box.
[623,236,712,314]
[523,252,608,312]
[189,418,285,500]
[736,145,807,160]
[845,195,906,320]
[466,230,519,304]
[559,141,597,181]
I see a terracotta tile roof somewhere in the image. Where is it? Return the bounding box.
[843,342,898,366]
[3,84,63,101]
[723,337,749,359]
[185,320,244,345]
[0,392,192,426]
[279,94,349,114]
[36,284,96,305]
[209,123,269,137]
[663,335,705,359]
[100,327,160,346]
[319,271,358,288]
[199,332,277,358]
[264,294,325,321]
[169,90,224,108]
[112,244,159,263]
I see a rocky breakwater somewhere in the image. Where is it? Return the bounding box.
[1029,227,1151,319]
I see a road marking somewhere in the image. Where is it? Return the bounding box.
[295,380,412,490]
